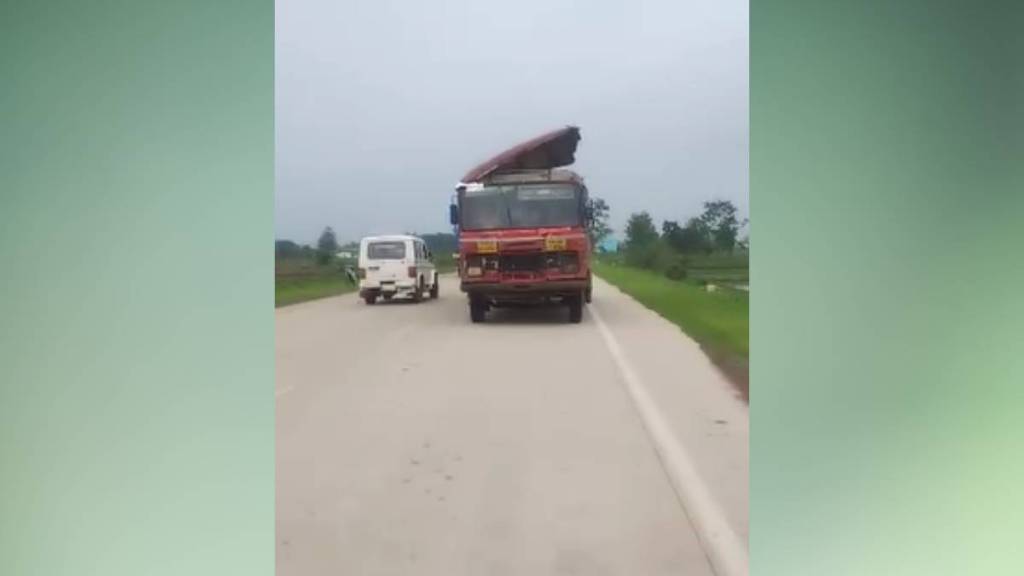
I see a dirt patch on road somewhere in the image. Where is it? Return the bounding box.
[701,345,748,403]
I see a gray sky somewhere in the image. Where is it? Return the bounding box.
[276,0,748,245]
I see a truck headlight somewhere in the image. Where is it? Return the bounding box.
[560,253,579,274]
[464,255,484,277]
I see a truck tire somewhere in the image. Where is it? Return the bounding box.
[470,297,486,323]
[567,293,583,323]
[430,275,439,299]
[364,294,377,305]
[584,285,592,304]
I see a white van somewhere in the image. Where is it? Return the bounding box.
[357,235,438,304]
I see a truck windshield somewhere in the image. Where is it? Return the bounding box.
[460,184,581,230]
[367,241,406,259]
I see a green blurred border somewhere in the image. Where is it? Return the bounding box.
[1,1,273,575]
[752,1,1022,574]
[4,1,1022,574]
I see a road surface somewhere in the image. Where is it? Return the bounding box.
[276,276,748,575]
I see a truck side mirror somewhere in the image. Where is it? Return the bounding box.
[449,203,459,226]
[584,205,594,224]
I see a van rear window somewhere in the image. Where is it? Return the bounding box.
[367,241,406,259]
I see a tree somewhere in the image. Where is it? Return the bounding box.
[585,197,612,246]
[419,232,457,254]
[699,200,742,252]
[316,226,338,265]
[275,239,302,258]
[623,212,663,268]
[684,217,714,254]
[624,211,658,249]
[663,218,712,255]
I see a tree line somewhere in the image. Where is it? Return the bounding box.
[278,197,746,277]
[276,229,459,266]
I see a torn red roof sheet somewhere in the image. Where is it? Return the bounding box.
[460,126,581,183]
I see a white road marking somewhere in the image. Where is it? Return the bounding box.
[589,304,749,576]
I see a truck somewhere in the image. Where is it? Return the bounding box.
[449,126,593,323]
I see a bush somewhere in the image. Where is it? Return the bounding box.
[665,262,688,280]
[626,240,675,272]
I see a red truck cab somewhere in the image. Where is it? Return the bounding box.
[450,127,593,323]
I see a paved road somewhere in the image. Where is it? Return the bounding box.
[276,276,748,576]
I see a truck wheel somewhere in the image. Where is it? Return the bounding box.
[364,295,377,305]
[584,286,592,304]
[470,297,486,323]
[430,276,439,299]
[567,293,583,323]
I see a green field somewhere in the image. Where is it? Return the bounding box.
[432,253,457,274]
[275,257,357,307]
[593,261,749,359]
[276,274,357,307]
[678,253,749,284]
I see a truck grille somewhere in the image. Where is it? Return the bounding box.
[499,253,544,272]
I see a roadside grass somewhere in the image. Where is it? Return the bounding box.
[432,253,457,274]
[276,274,357,307]
[593,260,749,399]
[275,256,357,307]
[602,250,748,285]
[594,261,748,357]
[275,254,453,307]
[682,253,749,284]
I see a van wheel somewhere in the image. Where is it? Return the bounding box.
[567,293,583,323]
[412,278,424,302]
[364,295,377,305]
[430,278,439,299]
[469,297,486,323]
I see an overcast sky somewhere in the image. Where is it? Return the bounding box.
[276,0,747,245]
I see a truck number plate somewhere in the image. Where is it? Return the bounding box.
[476,240,498,253]
[544,237,567,251]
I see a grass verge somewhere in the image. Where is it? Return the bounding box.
[275,274,357,307]
[593,261,749,400]
[275,255,451,307]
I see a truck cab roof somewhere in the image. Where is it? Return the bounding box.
[477,168,585,187]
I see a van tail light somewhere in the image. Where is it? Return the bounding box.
[407,266,417,278]
[357,268,366,279]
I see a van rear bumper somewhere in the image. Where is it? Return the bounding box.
[360,281,417,298]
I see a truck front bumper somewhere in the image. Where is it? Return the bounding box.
[460,279,588,300]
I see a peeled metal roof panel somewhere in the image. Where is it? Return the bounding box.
[460,126,581,184]
[483,169,584,186]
